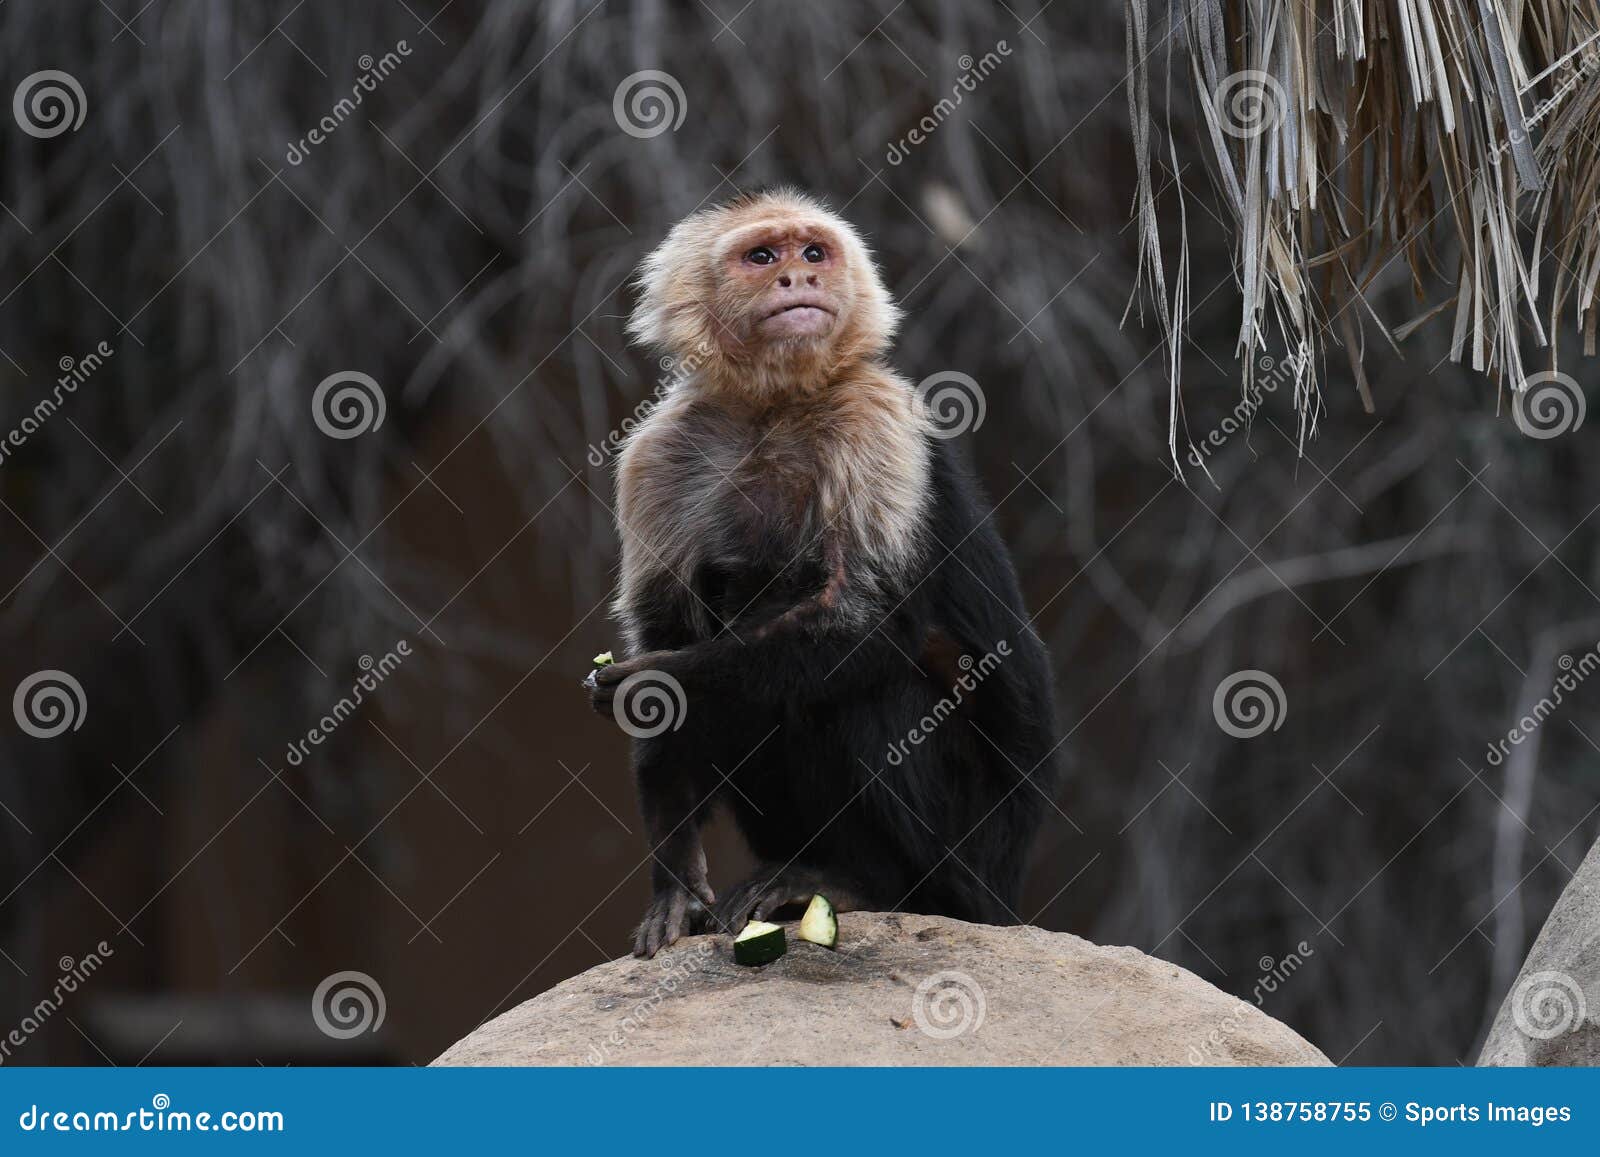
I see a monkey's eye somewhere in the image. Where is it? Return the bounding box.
[745,246,776,266]
[802,244,826,263]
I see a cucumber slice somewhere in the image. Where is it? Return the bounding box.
[797,894,838,948]
[592,650,614,667]
[732,920,787,965]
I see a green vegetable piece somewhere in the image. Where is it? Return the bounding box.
[797,894,838,948]
[732,920,787,965]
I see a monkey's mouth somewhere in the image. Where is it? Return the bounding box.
[759,297,836,338]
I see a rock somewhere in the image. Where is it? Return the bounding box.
[1480,839,1600,1066]
[433,912,1329,1066]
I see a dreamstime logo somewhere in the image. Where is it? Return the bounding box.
[285,40,412,164]
[1511,970,1589,1040]
[612,669,687,739]
[1186,349,1307,470]
[283,640,410,767]
[0,940,114,1064]
[0,340,113,468]
[585,940,714,1065]
[13,670,86,739]
[886,641,1010,766]
[884,41,1013,165]
[911,970,986,1039]
[1214,69,1285,139]
[311,970,386,1039]
[1512,371,1585,439]
[613,70,687,139]
[312,371,386,439]
[1490,48,1600,161]
[16,1093,283,1133]
[1188,940,1314,1063]
[586,338,717,467]
[1484,642,1600,767]
[1212,669,1286,738]
[13,70,87,138]
[916,371,986,439]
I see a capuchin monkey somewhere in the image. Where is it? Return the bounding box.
[589,188,1059,957]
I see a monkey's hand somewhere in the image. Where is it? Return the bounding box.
[633,861,716,958]
[587,650,680,722]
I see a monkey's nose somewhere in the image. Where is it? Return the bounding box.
[777,274,792,287]
[805,273,819,287]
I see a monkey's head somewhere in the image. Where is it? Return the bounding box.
[627,189,901,395]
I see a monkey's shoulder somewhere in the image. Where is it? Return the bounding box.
[614,389,733,475]
[617,370,930,526]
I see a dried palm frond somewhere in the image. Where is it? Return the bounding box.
[1127,0,1600,463]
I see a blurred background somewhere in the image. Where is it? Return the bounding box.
[0,0,1596,1066]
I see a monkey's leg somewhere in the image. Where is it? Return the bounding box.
[632,741,717,958]
[634,840,713,958]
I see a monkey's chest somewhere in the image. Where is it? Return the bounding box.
[692,478,826,626]
[621,399,897,640]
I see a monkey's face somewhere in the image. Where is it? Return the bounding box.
[716,219,848,349]
[628,190,901,391]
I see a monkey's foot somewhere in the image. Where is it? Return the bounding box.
[712,865,854,933]
[632,881,714,959]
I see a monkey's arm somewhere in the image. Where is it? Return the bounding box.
[596,596,928,708]
[748,533,849,639]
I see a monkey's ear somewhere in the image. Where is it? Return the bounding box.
[625,210,716,355]
[847,231,903,352]
[861,257,903,344]
[624,236,673,351]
